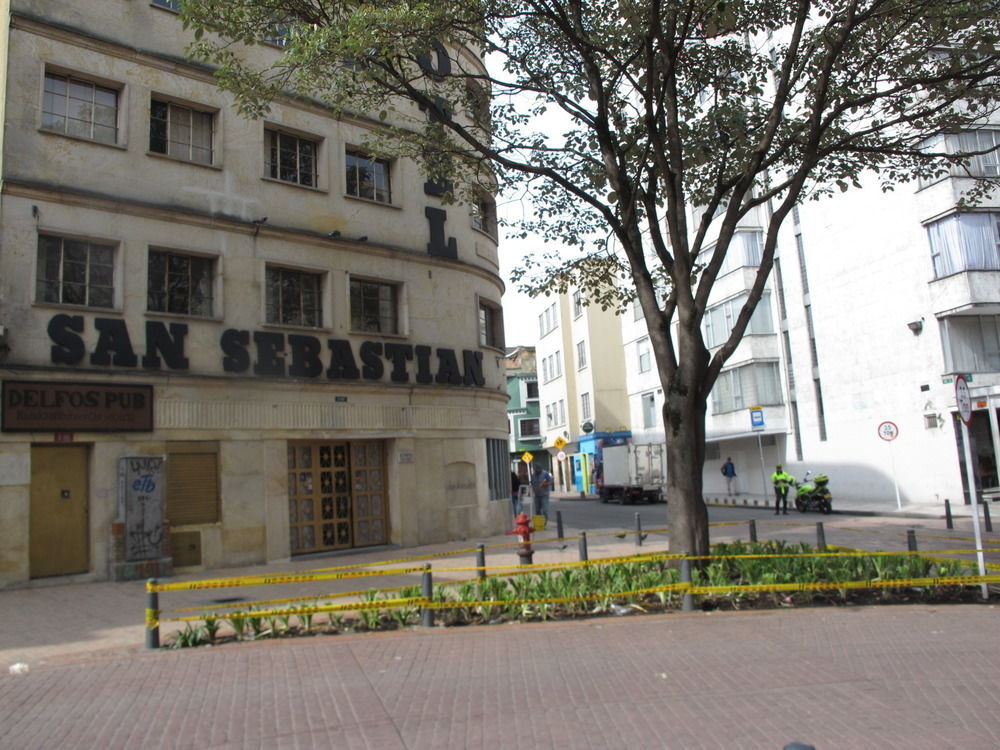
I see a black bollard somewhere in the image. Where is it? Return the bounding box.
[816,522,827,551]
[749,519,758,543]
[421,565,434,628]
[145,579,160,650]
[578,531,589,562]
[556,510,565,541]
[635,512,644,547]
[982,501,993,533]
[476,543,486,580]
[680,553,694,612]
[945,498,954,530]
[907,529,917,552]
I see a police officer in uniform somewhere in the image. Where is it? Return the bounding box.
[771,464,795,515]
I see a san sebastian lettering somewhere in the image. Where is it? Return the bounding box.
[45,315,487,388]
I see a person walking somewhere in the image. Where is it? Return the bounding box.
[721,457,737,496]
[530,464,554,522]
[771,464,795,515]
[510,470,522,518]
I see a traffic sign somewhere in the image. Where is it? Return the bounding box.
[956,375,972,425]
[553,436,567,451]
[877,421,898,441]
[556,450,567,462]
[749,407,765,430]
[521,451,534,464]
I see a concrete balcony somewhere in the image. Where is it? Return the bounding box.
[929,271,1000,316]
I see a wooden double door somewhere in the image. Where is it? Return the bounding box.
[287,440,388,554]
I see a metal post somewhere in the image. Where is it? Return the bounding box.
[815,522,827,551]
[578,531,589,562]
[906,529,917,553]
[680,553,694,612]
[635,512,643,547]
[476,543,486,580]
[420,565,434,628]
[749,519,758,544]
[145,579,160,650]
[945,498,954,530]
[982,501,993,533]
[556,510,565,541]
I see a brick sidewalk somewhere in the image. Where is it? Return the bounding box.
[2,604,999,749]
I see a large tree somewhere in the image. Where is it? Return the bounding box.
[181,0,1000,558]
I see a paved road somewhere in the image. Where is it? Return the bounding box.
[2,604,999,749]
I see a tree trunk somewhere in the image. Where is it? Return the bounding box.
[663,374,711,563]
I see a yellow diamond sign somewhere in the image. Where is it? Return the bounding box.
[521,451,534,464]
[553,436,567,451]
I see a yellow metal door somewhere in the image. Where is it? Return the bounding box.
[30,445,90,578]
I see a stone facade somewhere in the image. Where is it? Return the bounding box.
[0,1,510,586]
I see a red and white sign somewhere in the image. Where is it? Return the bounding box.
[877,421,898,441]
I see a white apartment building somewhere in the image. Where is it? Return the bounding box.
[0,0,510,585]
[535,286,629,491]
[619,134,1000,510]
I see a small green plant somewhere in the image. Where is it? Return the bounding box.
[171,622,206,649]
[202,614,221,644]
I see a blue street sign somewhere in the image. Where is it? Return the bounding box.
[750,407,765,430]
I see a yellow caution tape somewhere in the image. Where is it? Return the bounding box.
[168,583,416,613]
[153,565,427,593]
[164,596,426,624]
[298,546,479,574]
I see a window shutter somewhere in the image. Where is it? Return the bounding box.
[166,442,220,525]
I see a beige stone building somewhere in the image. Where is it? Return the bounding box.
[0,0,510,586]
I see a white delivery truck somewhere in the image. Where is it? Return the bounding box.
[598,442,667,504]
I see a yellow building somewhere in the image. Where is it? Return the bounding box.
[0,0,510,585]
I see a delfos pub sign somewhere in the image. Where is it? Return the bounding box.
[2,381,153,432]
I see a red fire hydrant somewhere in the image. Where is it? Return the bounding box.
[506,512,534,566]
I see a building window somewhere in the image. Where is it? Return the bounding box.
[150,99,213,165]
[265,129,318,187]
[350,278,398,334]
[345,150,391,203]
[711,362,783,415]
[556,399,566,426]
[941,315,1000,372]
[581,392,592,421]
[576,340,587,369]
[703,292,774,349]
[633,298,645,321]
[542,351,563,381]
[147,250,214,316]
[519,418,540,438]
[471,194,497,237]
[42,72,118,144]
[486,438,510,501]
[928,213,1000,278]
[641,391,657,429]
[572,290,583,318]
[539,302,558,337]
[151,0,181,10]
[166,442,220,525]
[479,300,504,348]
[36,234,114,308]
[545,404,554,428]
[699,231,763,276]
[525,380,539,401]
[266,266,322,327]
[637,337,651,373]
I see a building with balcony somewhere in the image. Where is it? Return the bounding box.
[0,0,510,585]
[623,132,1000,509]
